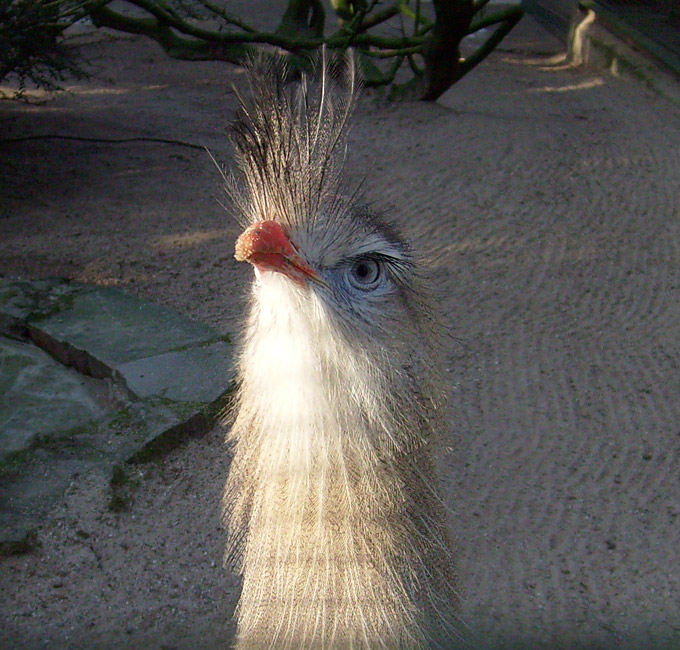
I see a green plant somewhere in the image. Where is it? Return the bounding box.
[0,0,88,99]
[85,0,523,101]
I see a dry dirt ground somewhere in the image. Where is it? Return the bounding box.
[1,5,680,650]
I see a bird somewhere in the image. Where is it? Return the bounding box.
[221,51,460,650]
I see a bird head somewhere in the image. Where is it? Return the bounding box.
[225,53,446,437]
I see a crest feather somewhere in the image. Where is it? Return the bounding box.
[227,49,358,231]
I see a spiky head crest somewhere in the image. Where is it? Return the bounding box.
[227,49,358,232]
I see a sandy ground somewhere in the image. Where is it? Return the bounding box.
[1,5,680,649]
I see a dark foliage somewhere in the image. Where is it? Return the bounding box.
[0,0,87,98]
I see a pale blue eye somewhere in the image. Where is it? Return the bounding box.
[347,258,382,290]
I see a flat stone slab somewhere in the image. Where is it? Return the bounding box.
[0,338,106,457]
[118,340,235,402]
[0,277,81,339]
[0,277,235,553]
[36,285,221,364]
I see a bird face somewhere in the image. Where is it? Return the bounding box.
[234,211,418,342]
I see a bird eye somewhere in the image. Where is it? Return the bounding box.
[347,258,382,290]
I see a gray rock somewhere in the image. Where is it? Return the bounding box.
[117,340,234,402]
[28,284,225,376]
[0,277,235,552]
[0,337,106,459]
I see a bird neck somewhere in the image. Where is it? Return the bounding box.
[224,278,459,648]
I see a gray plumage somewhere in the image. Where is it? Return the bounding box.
[222,52,460,649]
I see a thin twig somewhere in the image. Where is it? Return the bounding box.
[0,134,206,150]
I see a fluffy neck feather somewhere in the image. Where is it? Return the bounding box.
[224,275,460,649]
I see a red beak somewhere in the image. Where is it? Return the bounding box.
[234,220,321,286]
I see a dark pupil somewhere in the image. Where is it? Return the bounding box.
[356,262,370,279]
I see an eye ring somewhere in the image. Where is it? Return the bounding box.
[347,258,382,290]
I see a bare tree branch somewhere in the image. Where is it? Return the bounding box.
[461,5,524,79]
[5,0,523,102]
